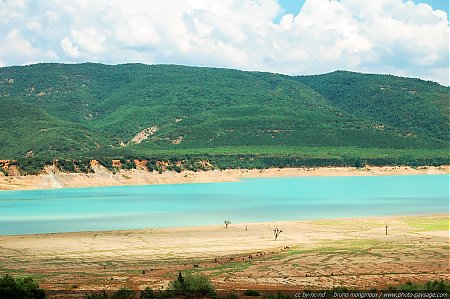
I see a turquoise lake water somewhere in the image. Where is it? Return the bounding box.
[0,174,448,235]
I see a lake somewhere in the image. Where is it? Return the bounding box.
[0,174,448,235]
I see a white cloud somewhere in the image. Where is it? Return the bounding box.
[71,27,106,55]
[0,28,57,65]
[0,0,448,85]
[60,37,80,58]
[0,0,27,24]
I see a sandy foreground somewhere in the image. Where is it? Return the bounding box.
[0,165,448,190]
[0,215,448,295]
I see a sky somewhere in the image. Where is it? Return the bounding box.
[0,0,448,85]
[278,0,449,18]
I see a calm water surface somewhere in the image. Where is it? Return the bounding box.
[0,174,448,235]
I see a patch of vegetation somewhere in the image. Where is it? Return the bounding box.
[0,274,45,299]
[263,292,292,299]
[188,261,252,277]
[312,219,384,228]
[0,267,46,281]
[85,288,137,299]
[297,70,449,142]
[167,272,217,298]
[405,217,450,231]
[9,146,449,175]
[388,280,450,292]
[85,291,109,299]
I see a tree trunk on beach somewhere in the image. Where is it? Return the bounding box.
[273,228,282,241]
[224,220,231,229]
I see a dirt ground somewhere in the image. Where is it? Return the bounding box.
[0,165,447,190]
[0,214,448,297]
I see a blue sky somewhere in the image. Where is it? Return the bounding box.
[0,0,448,85]
[416,0,449,12]
[278,0,305,17]
[278,0,449,16]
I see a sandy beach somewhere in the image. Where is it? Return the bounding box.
[0,165,448,191]
[0,214,448,295]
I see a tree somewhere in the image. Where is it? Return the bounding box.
[224,220,231,229]
[273,227,283,241]
[177,272,185,291]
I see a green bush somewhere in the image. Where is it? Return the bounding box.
[167,272,216,298]
[0,274,45,299]
[16,158,47,175]
[390,280,450,292]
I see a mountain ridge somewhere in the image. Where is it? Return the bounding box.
[0,63,447,173]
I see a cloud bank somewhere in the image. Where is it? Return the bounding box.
[0,0,448,85]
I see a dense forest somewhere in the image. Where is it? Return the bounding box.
[0,63,447,174]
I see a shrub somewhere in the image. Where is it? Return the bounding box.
[424,280,449,291]
[0,274,46,299]
[167,272,216,298]
[393,280,450,292]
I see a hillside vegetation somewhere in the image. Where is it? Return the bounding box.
[0,63,447,173]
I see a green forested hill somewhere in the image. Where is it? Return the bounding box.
[297,71,449,142]
[0,63,447,172]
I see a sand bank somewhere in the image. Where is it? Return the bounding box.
[0,214,448,292]
[0,165,448,191]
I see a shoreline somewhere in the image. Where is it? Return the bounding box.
[2,213,448,238]
[0,165,448,191]
[0,214,448,291]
